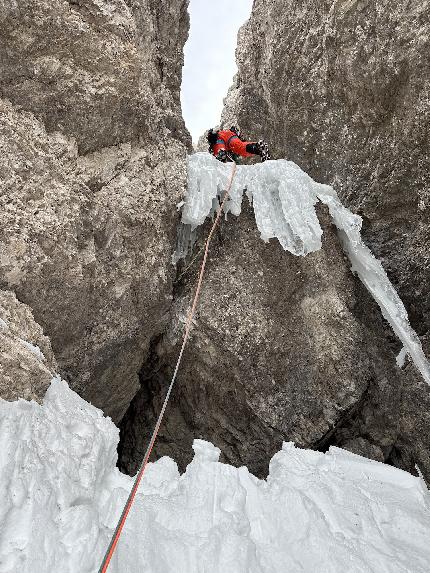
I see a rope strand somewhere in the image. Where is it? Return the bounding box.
[98,160,237,573]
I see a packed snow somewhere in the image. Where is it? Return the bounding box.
[177,153,430,385]
[0,378,429,572]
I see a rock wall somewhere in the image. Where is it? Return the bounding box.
[120,1,430,480]
[119,202,428,479]
[222,0,430,338]
[0,0,191,421]
[2,0,429,486]
[0,290,57,402]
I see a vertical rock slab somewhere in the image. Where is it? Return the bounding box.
[222,0,430,337]
[0,0,191,420]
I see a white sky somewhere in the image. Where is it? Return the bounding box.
[181,0,253,143]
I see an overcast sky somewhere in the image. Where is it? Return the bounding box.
[181,0,253,143]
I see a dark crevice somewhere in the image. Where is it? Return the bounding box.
[117,223,201,475]
[313,379,373,453]
[117,332,166,474]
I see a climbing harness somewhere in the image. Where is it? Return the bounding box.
[98,160,237,573]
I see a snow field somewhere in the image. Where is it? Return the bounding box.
[0,378,429,572]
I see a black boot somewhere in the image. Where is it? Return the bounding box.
[245,141,271,162]
[256,140,271,162]
[215,149,228,162]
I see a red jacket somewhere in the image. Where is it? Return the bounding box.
[212,130,255,158]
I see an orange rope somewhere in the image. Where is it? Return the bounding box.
[99,160,237,572]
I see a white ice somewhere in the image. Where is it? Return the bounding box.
[181,152,323,255]
[397,347,408,368]
[177,153,430,385]
[1,378,430,573]
[17,338,46,362]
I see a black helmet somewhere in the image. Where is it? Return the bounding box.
[207,128,218,145]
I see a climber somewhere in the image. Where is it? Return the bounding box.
[207,126,270,163]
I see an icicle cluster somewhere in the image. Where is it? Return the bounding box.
[176,153,430,385]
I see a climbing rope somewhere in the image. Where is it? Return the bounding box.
[98,160,237,573]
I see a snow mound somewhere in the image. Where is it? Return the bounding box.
[1,379,430,572]
[176,153,430,385]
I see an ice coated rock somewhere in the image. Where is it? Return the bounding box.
[319,187,430,385]
[213,0,430,485]
[123,152,428,482]
[221,0,430,340]
[178,153,430,385]
[1,379,429,572]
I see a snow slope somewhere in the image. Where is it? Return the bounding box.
[1,378,429,572]
[177,153,430,385]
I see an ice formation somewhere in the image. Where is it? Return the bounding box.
[177,153,430,385]
[1,378,430,573]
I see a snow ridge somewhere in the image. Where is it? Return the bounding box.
[177,153,430,385]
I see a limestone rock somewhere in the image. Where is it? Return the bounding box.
[221,0,430,337]
[0,290,57,402]
[119,203,416,478]
[0,0,190,420]
[0,0,190,153]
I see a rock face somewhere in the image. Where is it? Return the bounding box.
[149,0,430,478]
[0,290,57,402]
[0,0,189,153]
[119,201,425,478]
[120,2,430,480]
[0,0,191,420]
[222,0,430,338]
[2,0,429,488]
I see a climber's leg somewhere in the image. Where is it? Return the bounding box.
[228,137,255,157]
[230,137,271,161]
[212,141,228,162]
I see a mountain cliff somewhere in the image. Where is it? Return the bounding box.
[0,0,191,421]
[1,0,429,486]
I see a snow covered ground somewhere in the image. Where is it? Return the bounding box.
[1,378,429,573]
[177,153,430,386]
